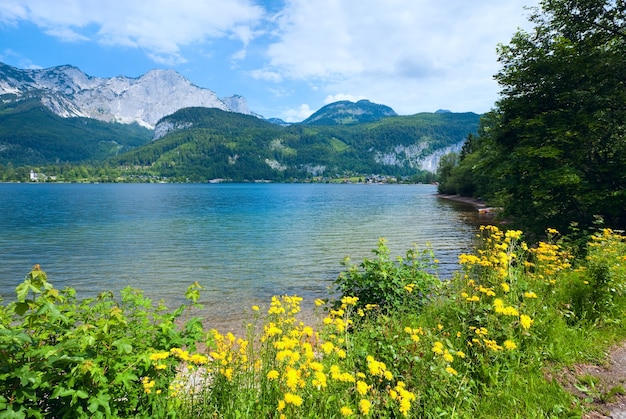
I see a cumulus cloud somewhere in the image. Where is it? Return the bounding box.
[0,0,539,114]
[282,104,315,122]
[260,0,537,113]
[0,0,265,61]
[324,94,367,104]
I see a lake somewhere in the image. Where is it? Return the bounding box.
[0,183,481,329]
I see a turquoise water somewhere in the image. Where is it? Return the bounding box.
[0,183,479,328]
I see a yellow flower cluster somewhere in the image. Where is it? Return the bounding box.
[452,226,541,360]
[389,381,417,417]
[404,326,424,343]
[525,229,572,284]
[586,228,626,285]
[142,376,156,394]
[257,295,417,417]
[459,225,525,282]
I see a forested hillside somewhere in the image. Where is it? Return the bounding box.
[111,107,480,182]
[0,97,152,165]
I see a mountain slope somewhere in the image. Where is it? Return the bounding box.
[0,62,252,129]
[302,99,397,125]
[111,107,480,181]
[0,98,152,165]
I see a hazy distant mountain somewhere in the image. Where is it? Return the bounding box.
[302,99,397,125]
[0,62,252,129]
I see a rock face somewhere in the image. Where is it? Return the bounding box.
[0,62,252,129]
[372,140,465,172]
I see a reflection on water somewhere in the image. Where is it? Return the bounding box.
[1,183,483,330]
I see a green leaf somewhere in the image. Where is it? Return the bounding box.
[75,390,89,399]
[15,281,30,303]
[0,404,27,419]
[112,338,133,354]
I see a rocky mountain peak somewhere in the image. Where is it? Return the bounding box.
[0,62,253,129]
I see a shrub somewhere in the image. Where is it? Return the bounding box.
[333,238,440,313]
[0,266,204,418]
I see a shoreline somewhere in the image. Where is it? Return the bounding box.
[436,194,499,214]
[436,193,488,209]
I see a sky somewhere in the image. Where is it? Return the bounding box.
[0,0,538,122]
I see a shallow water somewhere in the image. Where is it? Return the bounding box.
[0,183,480,329]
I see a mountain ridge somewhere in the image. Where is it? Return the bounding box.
[0,61,481,180]
[0,62,251,129]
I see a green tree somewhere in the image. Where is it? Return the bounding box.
[474,0,626,236]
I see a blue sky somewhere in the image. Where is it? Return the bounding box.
[0,0,537,122]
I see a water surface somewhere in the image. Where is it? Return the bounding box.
[0,183,479,328]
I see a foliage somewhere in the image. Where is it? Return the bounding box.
[438,0,626,237]
[108,108,479,182]
[2,225,625,417]
[0,267,204,418]
[333,238,440,312]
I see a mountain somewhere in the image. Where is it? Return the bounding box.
[0,61,481,180]
[110,107,480,181]
[0,98,152,165]
[0,62,253,129]
[302,99,397,125]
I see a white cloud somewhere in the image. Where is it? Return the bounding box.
[260,0,538,113]
[43,27,90,43]
[0,0,265,61]
[249,68,283,83]
[281,103,314,122]
[324,94,366,104]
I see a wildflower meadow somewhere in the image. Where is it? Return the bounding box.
[1,226,625,418]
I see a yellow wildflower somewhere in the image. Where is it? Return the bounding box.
[284,393,303,406]
[431,341,444,355]
[359,399,372,416]
[523,291,538,299]
[277,400,286,412]
[520,314,533,329]
[267,370,279,380]
[356,380,370,396]
[504,340,517,350]
[340,406,354,416]
[313,371,327,389]
[149,351,170,361]
[321,341,335,354]
[445,366,458,376]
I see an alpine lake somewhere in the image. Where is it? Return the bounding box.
[0,183,488,331]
